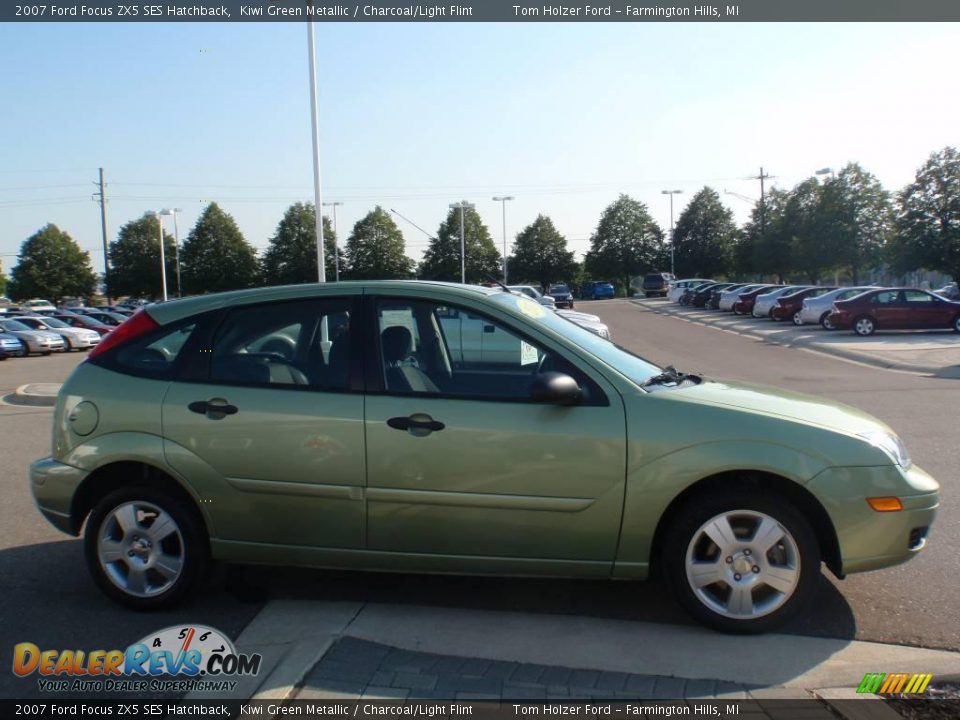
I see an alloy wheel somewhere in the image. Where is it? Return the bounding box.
[854,317,875,336]
[685,510,801,620]
[792,311,803,326]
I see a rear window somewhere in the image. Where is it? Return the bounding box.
[112,321,198,377]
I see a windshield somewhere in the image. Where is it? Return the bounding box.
[491,292,661,386]
[551,285,570,293]
[40,317,69,328]
[1,320,30,332]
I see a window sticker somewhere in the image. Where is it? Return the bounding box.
[520,340,539,366]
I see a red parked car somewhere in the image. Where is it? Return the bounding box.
[828,288,960,336]
[53,314,112,337]
[772,287,836,324]
[732,285,780,315]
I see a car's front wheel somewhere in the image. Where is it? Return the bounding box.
[84,485,208,609]
[952,314,960,333]
[820,312,835,330]
[662,491,819,634]
[854,315,876,336]
[792,311,804,326]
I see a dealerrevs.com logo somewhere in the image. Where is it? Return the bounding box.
[12,625,262,693]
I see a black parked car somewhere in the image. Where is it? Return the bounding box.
[691,282,735,308]
[547,283,575,309]
[642,272,674,298]
[707,283,748,310]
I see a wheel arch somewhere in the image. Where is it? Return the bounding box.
[649,470,843,578]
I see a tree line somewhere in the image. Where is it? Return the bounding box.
[5,146,959,302]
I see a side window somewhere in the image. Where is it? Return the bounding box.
[114,322,198,376]
[872,291,899,305]
[210,298,351,390]
[375,299,604,404]
[903,291,932,304]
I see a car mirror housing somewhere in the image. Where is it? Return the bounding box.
[531,372,582,406]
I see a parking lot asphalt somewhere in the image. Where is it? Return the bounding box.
[0,303,956,702]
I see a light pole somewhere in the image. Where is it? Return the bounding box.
[661,189,683,276]
[153,211,168,302]
[307,20,326,282]
[322,201,343,281]
[160,208,182,297]
[492,196,514,283]
[449,201,475,284]
[815,167,835,179]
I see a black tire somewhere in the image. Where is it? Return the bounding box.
[853,315,876,337]
[42,351,51,356]
[820,312,835,330]
[83,484,208,610]
[952,314,960,333]
[792,311,804,326]
[661,489,820,634]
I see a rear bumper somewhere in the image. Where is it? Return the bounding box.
[30,457,89,536]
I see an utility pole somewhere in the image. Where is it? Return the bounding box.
[751,167,773,237]
[449,201,475,284]
[306,19,326,283]
[492,196,514,283]
[94,168,110,303]
[661,189,682,276]
[154,211,168,302]
[322,201,343,281]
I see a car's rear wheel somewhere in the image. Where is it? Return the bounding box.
[792,311,804,326]
[820,312,835,330]
[84,485,207,609]
[952,314,960,333]
[662,491,819,633]
[854,315,876,336]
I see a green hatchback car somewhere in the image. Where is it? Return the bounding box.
[30,281,939,633]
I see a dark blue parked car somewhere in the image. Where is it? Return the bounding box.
[581,280,616,300]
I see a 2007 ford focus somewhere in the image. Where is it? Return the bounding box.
[30,281,939,633]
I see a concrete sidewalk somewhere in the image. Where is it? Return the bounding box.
[631,298,960,378]
[198,600,960,719]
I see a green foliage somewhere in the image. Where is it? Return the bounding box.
[584,194,665,294]
[108,214,178,299]
[749,188,793,282]
[419,205,501,283]
[782,178,834,284]
[507,214,577,289]
[261,202,338,285]
[0,267,7,297]
[8,224,97,302]
[341,206,415,280]
[671,187,737,278]
[180,203,261,294]
[891,146,960,285]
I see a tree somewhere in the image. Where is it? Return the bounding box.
[584,194,664,294]
[108,214,177,299]
[341,206,414,280]
[783,178,835,284]
[507,214,577,289]
[261,202,339,286]
[419,206,501,283]
[749,188,793,283]
[0,266,7,297]
[891,147,960,285]
[179,203,260,294]
[819,163,893,284]
[7,224,97,302]
[671,187,737,278]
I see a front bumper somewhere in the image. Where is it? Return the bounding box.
[30,457,89,535]
[552,297,574,308]
[807,463,939,575]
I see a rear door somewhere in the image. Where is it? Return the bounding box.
[870,290,903,327]
[363,295,627,569]
[162,295,366,550]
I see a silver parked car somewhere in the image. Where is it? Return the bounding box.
[0,318,66,355]
[14,315,101,350]
[718,284,764,311]
[752,286,811,318]
[508,285,557,308]
[556,309,611,339]
[798,287,879,329]
[668,279,712,303]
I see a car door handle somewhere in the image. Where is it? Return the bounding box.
[188,400,239,416]
[387,416,445,433]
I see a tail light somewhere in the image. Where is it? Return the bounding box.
[86,309,159,360]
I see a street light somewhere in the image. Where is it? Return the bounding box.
[815,167,834,177]
[322,201,343,281]
[152,211,168,302]
[492,196,514,284]
[307,20,326,282]
[160,208,182,297]
[661,189,683,276]
[449,201,475,284]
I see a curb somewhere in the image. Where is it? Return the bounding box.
[630,300,960,378]
[4,383,60,407]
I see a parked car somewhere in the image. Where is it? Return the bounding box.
[829,288,960,336]
[507,286,556,309]
[797,287,878,329]
[547,284,575,309]
[14,315,101,351]
[752,286,810,319]
[581,280,616,300]
[0,330,26,358]
[718,284,764,311]
[688,283,730,308]
[82,310,130,327]
[53,313,113,337]
[556,309,611,339]
[931,283,959,301]
[642,272,674,298]
[668,279,712,303]
[0,318,66,355]
[733,285,782,316]
[772,287,837,324]
[29,280,939,633]
[706,283,745,310]
[22,298,57,313]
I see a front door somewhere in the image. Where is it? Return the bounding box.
[363,296,627,568]
[162,296,365,549]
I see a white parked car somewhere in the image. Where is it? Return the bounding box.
[798,287,879,328]
[22,299,57,313]
[667,279,713,303]
[718,284,764,311]
[14,315,101,350]
[507,285,557,308]
[752,286,810,318]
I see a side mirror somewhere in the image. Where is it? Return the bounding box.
[531,372,582,406]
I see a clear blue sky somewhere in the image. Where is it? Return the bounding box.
[1,21,958,276]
